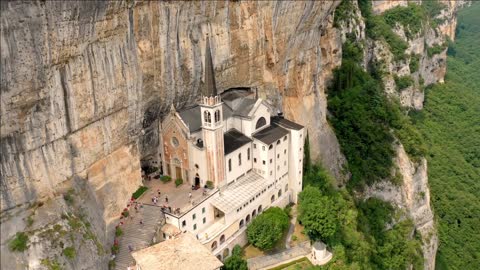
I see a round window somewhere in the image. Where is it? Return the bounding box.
[171,137,179,147]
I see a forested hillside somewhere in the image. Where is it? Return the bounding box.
[413,3,480,269]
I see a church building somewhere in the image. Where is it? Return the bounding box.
[151,38,305,262]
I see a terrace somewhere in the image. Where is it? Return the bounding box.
[138,178,218,217]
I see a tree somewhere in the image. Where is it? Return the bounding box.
[298,186,339,241]
[222,245,248,270]
[303,131,312,174]
[246,207,290,250]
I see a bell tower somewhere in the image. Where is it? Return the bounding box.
[200,37,225,188]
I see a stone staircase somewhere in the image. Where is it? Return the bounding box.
[114,204,165,270]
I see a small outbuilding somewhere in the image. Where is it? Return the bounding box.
[309,241,332,266]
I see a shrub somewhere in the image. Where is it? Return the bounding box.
[111,243,120,254]
[175,178,183,187]
[108,260,116,270]
[121,209,129,218]
[409,54,420,72]
[359,0,409,61]
[63,246,76,259]
[422,0,446,22]
[246,207,290,250]
[206,180,214,189]
[115,227,123,237]
[9,232,28,252]
[284,204,292,218]
[41,258,61,270]
[394,75,414,91]
[383,4,425,39]
[334,0,355,27]
[222,245,248,270]
[160,175,172,183]
[292,235,298,241]
[132,186,148,199]
[427,43,447,57]
[63,189,75,205]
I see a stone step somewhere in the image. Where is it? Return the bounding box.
[114,206,166,270]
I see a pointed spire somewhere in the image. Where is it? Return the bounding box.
[203,36,217,97]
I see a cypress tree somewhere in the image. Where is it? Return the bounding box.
[303,131,312,174]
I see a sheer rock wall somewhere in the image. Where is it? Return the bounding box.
[1,1,344,268]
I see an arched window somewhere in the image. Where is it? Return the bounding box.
[277,140,281,145]
[238,153,242,166]
[258,205,263,213]
[216,254,222,261]
[252,209,257,217]
[223,248,230,259]
[204,111,212,123]
[214,110,220,122]
[271,195,275,203]
[278,189,282,197]
[228,159,232,172]
[239,219,244,228]
[285,184,288,192]
[255,117,266,129]
[220,234,226,244]
[246,214,251,224]
[269,145,273,150]
[211,241,218,251]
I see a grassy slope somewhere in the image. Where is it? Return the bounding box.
[414,3,480,269]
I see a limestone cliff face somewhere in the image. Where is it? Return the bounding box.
[345,1,465,269]
[1,1,346,268]
[363,145,437,270]
[368,0,463,110]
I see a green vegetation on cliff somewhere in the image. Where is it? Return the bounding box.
[328,38,426,189]
[358,0,448,60]
[9,232,29,252]
[413,4,480,269]
[300,166,423,270]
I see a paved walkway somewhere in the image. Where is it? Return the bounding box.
[285,205,298,249]
[247,241,311,270]
[114,204,165,270]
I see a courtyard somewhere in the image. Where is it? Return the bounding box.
[138,178,216,216]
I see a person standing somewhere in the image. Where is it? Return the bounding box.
[165,195,169,203]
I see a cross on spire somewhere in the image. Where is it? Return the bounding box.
[203,36,217,97]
